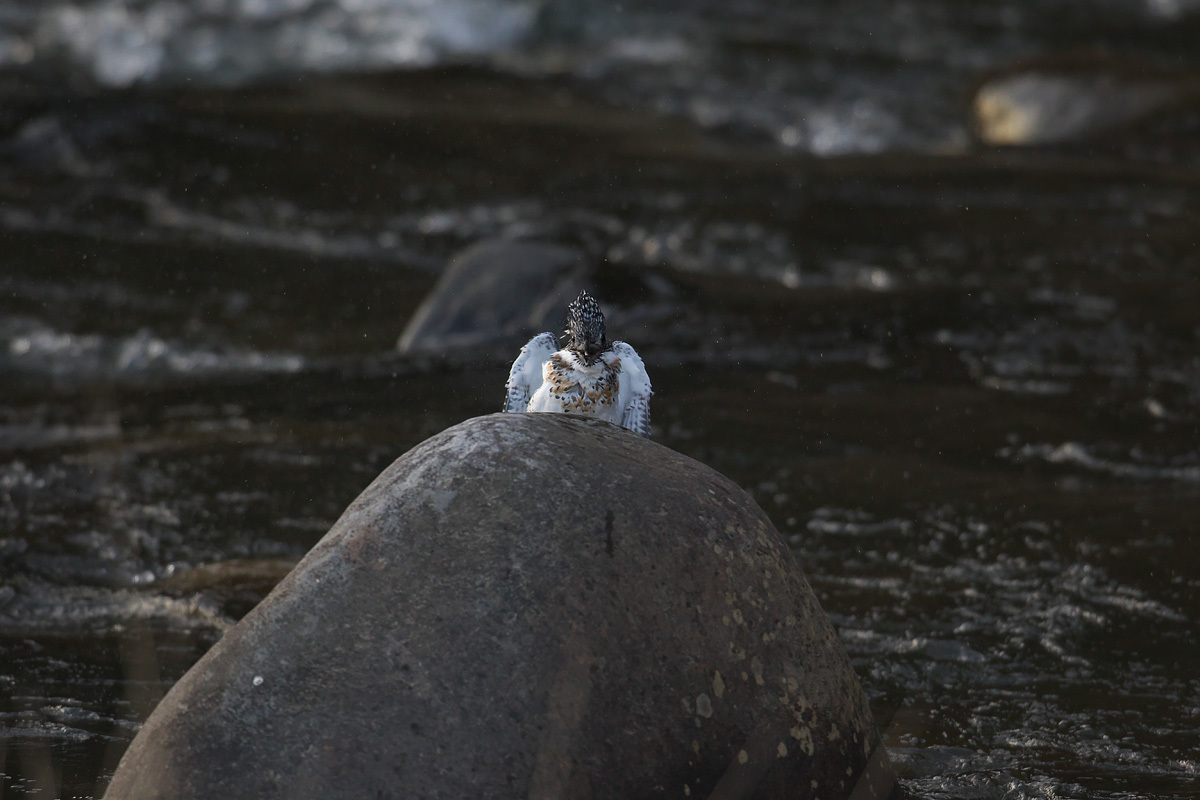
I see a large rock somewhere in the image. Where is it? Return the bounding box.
[397,239,587,353]
[104,414,896,800]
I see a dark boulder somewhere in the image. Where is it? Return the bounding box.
[104,413,895,800]
[397,239,587,353]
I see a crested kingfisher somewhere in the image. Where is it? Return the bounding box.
[503,291,652,437]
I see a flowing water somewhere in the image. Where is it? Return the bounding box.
[1,1,1200,798]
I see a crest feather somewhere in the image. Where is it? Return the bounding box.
[566,291,603,326]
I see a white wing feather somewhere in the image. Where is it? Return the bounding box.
[503,332,559,412]
[612,341,653,437]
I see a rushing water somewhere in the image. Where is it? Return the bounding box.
[2,1,1200,798]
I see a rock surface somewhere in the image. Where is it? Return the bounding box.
[104,413,895,800]
[972,61,1200,146]
[397,239,587,353]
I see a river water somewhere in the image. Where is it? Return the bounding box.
[1,1,1199,798]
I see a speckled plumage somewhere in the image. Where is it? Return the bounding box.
[503,292,652,437]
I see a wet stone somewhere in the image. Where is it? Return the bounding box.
[396,239,588,353]
[103,413,892,800]
[972,61,1200,145]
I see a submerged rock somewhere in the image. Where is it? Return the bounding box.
[104,413,895,800]
[397,239,588,353]
[973,62,1200,146]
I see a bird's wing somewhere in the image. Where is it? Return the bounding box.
[613,341,653,437]
[503,332,559,412]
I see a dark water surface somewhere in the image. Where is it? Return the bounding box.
[2,2,1200,798]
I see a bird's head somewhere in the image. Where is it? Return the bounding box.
[564,291,608,366]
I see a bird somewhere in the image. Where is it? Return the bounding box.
[503,291,652,437]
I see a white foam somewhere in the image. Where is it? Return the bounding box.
[0,584,233,636]
[1,318,305,383]
[35,0,539,87]
[1006,441,1200,483]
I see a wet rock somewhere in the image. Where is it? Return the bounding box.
[4,116,96,177]
[972,62,1200,145]
[104,414,895,800]
[397,239,588,353]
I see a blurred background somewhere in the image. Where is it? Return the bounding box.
[1,0,1199,797]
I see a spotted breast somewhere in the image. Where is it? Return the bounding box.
[502,292,653,437]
